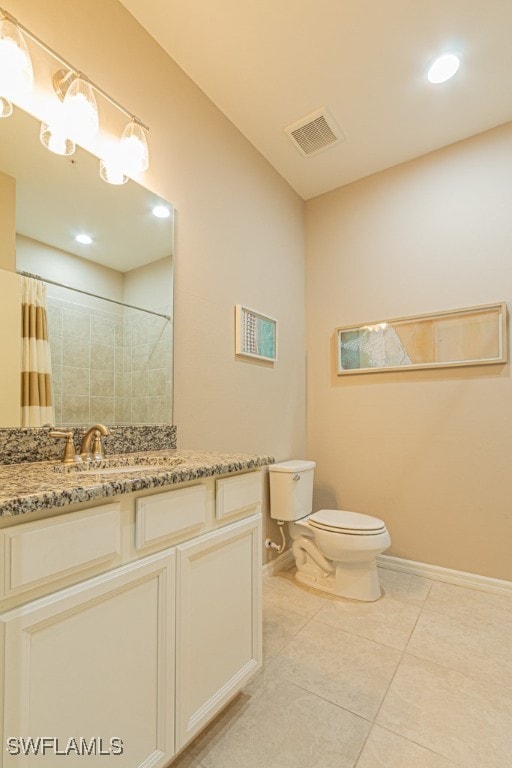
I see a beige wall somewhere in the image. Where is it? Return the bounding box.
[0,172,16,271]
[8,0,306,457]
[17,2,510,581]
[305,122,512,581]
[8,0,306,559]
[123,258,172,314]
[16,235,124,306]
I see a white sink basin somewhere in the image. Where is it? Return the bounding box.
[77,464,165,475]
[54,456,183,474]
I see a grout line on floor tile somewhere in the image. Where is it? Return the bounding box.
[263,611,318,659]
[270,671,375,727]
[371,599,425,724]
[378,574,435,608]
[374,723,464,767]
[400,645,512,702]
[304,615,411,660]
[312,619,390,651]
[411,601,512,628]
[352,722,374,768]
[424,578,434,602]
[311,610,415,653]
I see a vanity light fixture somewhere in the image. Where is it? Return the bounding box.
[40,122,75,156]
[427,53,460,84]
[98,119,149,184]
[99,158,128,186]
[53,69,99,144]
[120,119,149,175]
[0,6,150,183]
[0,17,33,109]
[75,234,92,245]
[0,95,12,117]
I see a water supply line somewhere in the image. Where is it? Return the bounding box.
[264,521,286,554]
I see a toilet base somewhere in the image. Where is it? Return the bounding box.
[294,559,382,602]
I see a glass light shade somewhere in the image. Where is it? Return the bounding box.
[0,96,13,118]
[61,75,99,143]
[99,159,128,186]
[0,19,33,101]
[40,123,75,156]
[427,53,460,84]
[120,121,149,174]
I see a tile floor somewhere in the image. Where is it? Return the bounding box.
[174,566,512,768]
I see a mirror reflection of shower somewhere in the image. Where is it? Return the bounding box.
[45,281,171,427]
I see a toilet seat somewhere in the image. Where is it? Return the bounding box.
[309,509,387,535]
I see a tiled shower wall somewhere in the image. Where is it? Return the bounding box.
[47,295,172,426]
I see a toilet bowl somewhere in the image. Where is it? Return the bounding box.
[269,461,391,601]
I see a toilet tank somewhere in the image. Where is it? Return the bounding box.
[269,460,316,521]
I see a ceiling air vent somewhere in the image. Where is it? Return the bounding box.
[284,108,344,157]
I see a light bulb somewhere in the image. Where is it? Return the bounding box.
[0,20,33,102]
[120,121,149,174]
[61,75,98,144]
[49,133,66,155]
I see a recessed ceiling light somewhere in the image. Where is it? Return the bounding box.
[152,204,170,219]
[75,233,92,245]
[427,53,460,84]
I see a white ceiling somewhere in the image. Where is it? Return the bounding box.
[119,0,512,200]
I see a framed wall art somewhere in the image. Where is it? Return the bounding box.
[336,302,507,375]
[235,305,277,362]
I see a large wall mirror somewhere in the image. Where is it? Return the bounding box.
[0,106,174,427]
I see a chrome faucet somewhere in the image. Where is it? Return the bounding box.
[80,423,110,461]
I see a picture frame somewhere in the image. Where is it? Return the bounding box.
[235,305,277,362]
[336,302,507,375]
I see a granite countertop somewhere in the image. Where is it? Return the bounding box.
[0,449,274,519]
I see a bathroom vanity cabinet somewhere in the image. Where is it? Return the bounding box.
[0,469,263,767]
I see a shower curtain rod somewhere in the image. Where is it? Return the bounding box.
[17,271,171,321]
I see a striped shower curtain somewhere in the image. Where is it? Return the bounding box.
[21,276,54,427]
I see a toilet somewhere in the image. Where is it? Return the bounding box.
[269,460,391,601]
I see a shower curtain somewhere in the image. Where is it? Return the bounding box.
[20,276,54,427]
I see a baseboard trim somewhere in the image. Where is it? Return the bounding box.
[262,549,294,576]
[262,549,512,596]
[378,554,512,597]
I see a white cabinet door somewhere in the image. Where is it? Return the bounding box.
[0,550,176,768]
[175,513,262,750]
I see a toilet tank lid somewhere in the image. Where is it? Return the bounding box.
[269,460,316,473]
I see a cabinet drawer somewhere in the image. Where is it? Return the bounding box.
[215,471,262,521]
[1,504,121,599]
[135,484,207,551]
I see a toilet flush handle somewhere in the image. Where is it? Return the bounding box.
[293,474,301,481]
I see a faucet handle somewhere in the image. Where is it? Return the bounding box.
[49,429,79,464]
